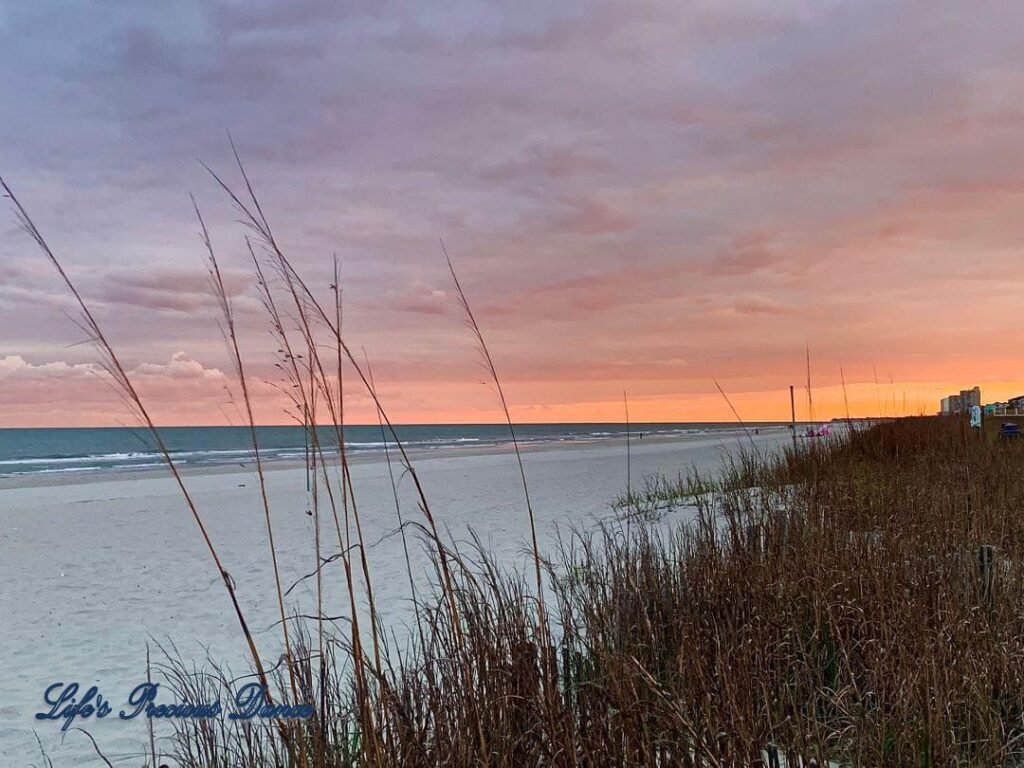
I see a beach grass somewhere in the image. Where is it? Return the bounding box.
[152,415,1024,767]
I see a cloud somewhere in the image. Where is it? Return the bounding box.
[0,355,97,380]
[733,297,804,316]
[4,1,1024,422]
[0,351,246,425]
[98,267,251,313]
[707,233,782,277]
[391,283,453,316]
[132,351,227,381]
[480,144,609,183]
[555,196,636,236]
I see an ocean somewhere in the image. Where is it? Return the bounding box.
[0,422,789,478]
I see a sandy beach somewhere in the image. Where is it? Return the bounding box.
[1,429,789,764]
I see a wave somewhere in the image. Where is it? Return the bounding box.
[0,423,786,478]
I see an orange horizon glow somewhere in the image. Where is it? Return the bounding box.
[1,352,1020,428]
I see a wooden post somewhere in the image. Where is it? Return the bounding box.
[978,544,995,606]
[745,522,762,553]
[789,385,797,446]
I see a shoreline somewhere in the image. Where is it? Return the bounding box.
[0,426,788,491]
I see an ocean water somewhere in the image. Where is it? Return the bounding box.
[0,422,789,478]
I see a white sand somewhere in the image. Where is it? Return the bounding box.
[0,430,790,765]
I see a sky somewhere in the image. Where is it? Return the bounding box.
[2,0,1024,427]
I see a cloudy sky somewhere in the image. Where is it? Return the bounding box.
[2,0,1023,426]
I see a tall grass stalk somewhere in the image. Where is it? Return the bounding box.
[194,202,301,714]
[0,177,292,755]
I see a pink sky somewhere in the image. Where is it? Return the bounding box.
[2,1,1024,427]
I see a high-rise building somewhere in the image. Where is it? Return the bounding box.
[939,387,980,415]
[959,387,981,410]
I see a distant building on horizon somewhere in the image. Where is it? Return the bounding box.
[940,386,981,415]
[985,394,1024,416]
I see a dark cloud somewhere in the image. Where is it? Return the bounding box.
[97,267,251,312]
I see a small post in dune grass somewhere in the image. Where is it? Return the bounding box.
[745,522,762,554]
[978,544,996,606]
[790,384,797,446]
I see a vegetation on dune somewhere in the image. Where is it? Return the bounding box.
[159,417,1024,767]
[7,165,1024,767]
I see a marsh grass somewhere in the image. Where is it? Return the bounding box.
[8,162,1024,767]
